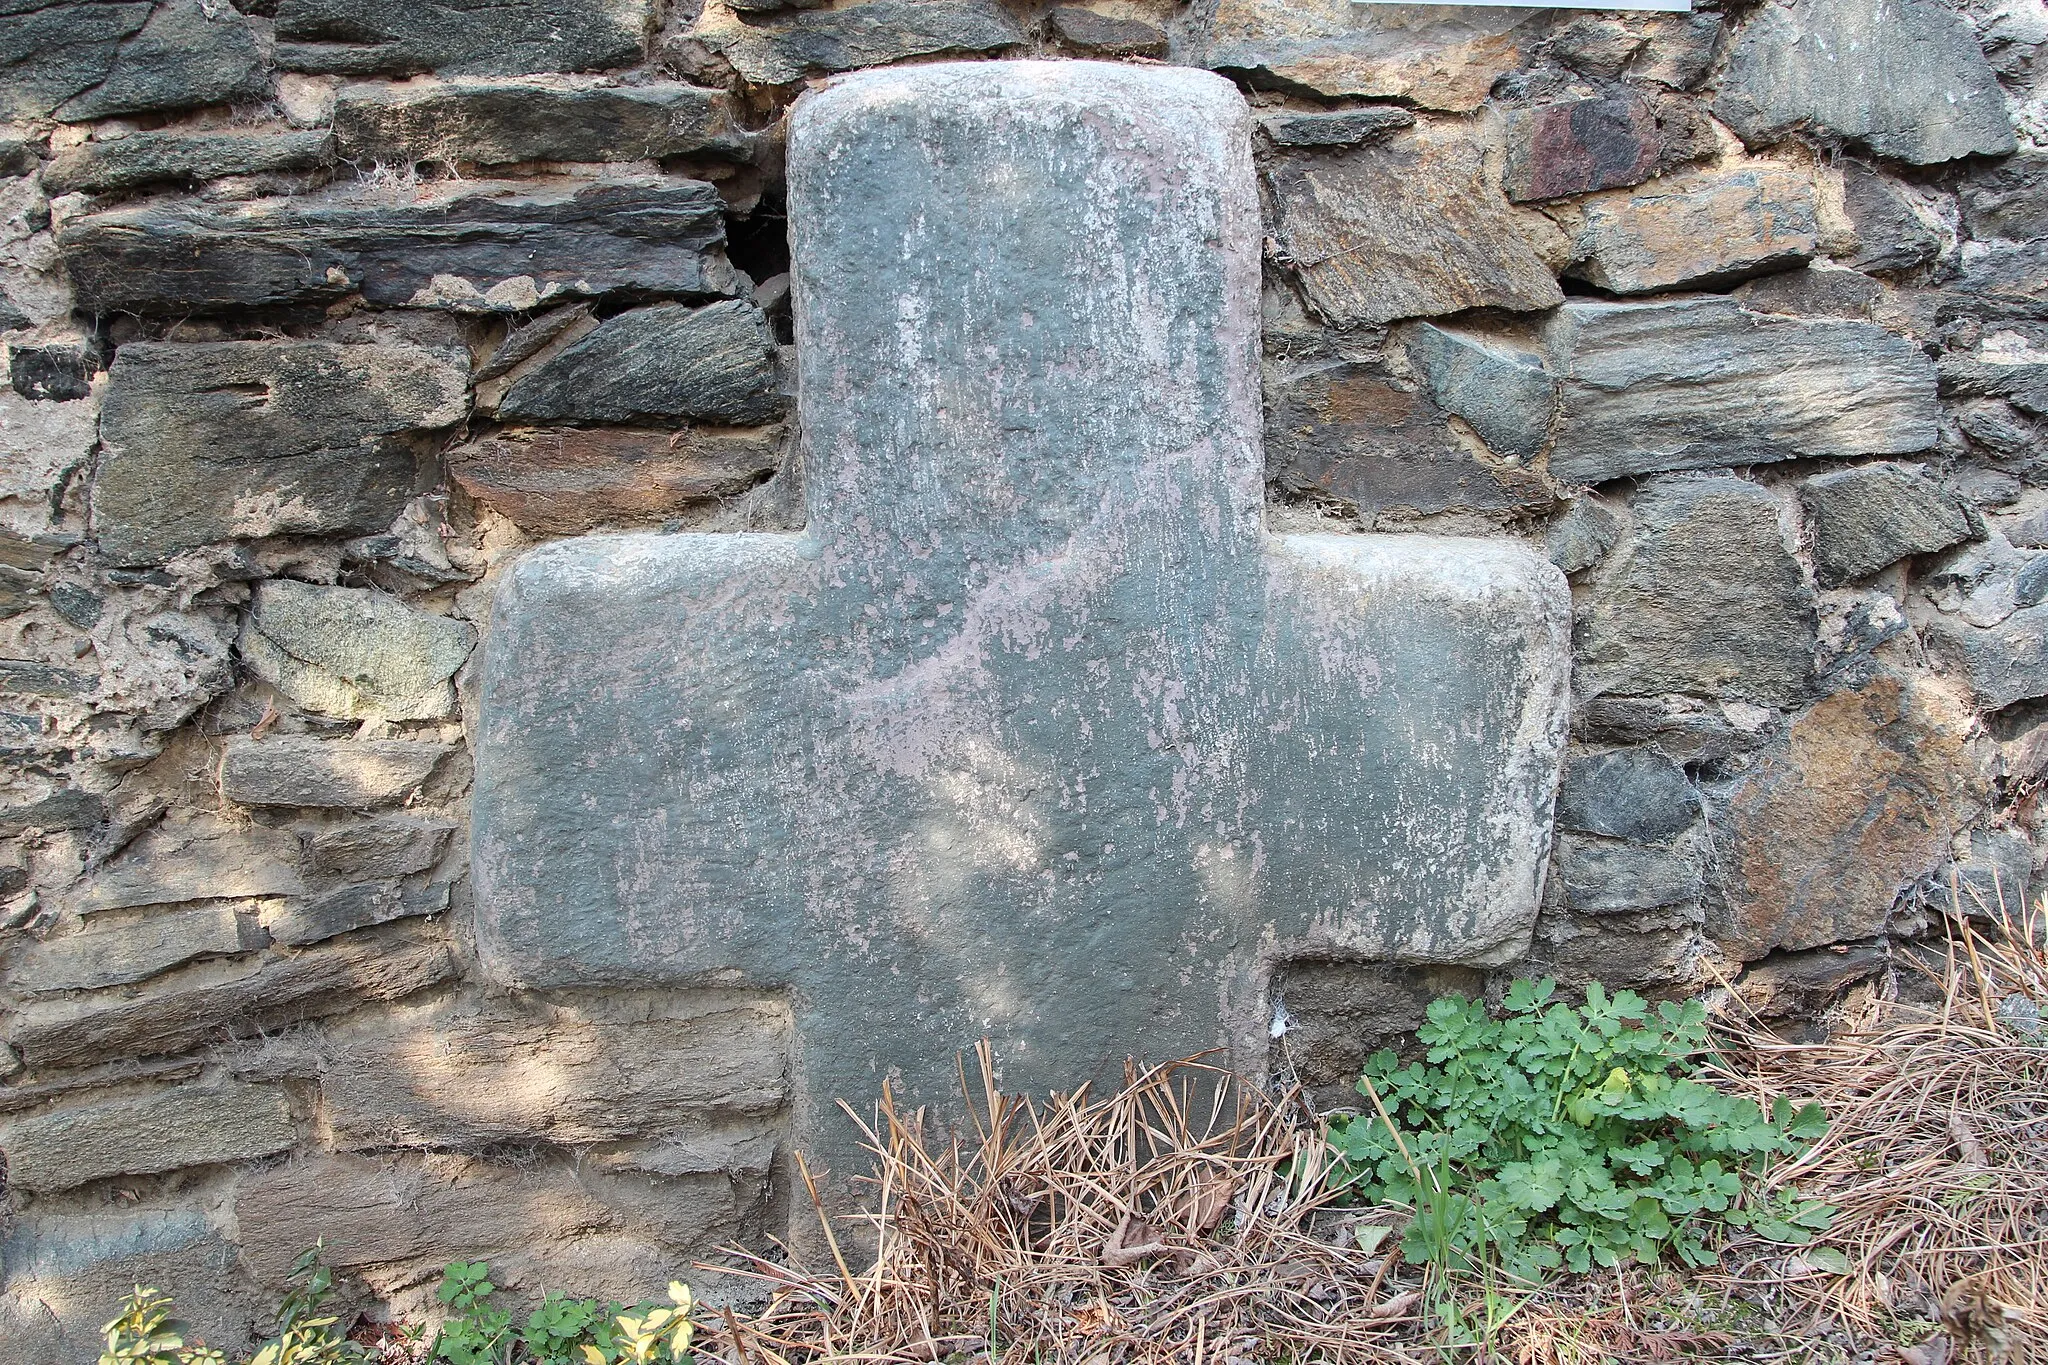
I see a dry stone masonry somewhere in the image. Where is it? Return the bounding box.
[0,0,2043,1357]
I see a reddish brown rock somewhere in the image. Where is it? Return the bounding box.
[1502,95,1663,203]
[449,426,785,536]
[1711,673,1983,960]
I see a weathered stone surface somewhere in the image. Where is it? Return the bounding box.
[332,80,752,167]
[1839,162,1940,273]
[1531,910,1696,991]
[690,0,1024,86]
[60,178,733,318]
[1546,496,1622,575]
[1400,322,1554,460]
[319,993,787,1150]
[1265,361,1552,517]
[55,0,265,122]
[1502,94,1662,204]
[1944,827,2032,915]
[240,580,475,722]
[1939,352,2048,418]
[0,1,149,124]
[0,136,39,177]
[1267,127,1563,327]
[1556,748,1699,844]
[1958,153,2048,242]
[1711,672,1980,958]
[5,929,457,1069]
[302,815,456,880]
[474,64,1572,1194]
[0,657,94,699]
[93,341,467,566]
[18,904,257,994]
[1257,106,1413,148]
[1543,299,1941,485]
[1272,961,1484,1103]
[1944,240,2048,322]
[0,1082,293,1193]
[9,344,94,402]
[1554,837,1702,914]
[1047,6,1166,58]
[1577,474,1815,707]
[1714,0,2016,166]
[450,426,784,536]
[1927,603,2048,711]
[222,736,453,809]
[1566,164,1817,295]
[42,130,331,196]
[1202,0,1534,112]
[1800,463,1974,585]
[267,879,449,947]
[0,788,103,837]
[1734,941,1890,1019]
[72,826,303,915]
[274,0,652,76]
[496,301,783,426]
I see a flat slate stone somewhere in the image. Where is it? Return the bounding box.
[1566,164,1818,296]
[1201,0,1535,112]
[1927,603,2048,711]
[0,1,149,124]
[496,301,784,426]
[1714,0,2015,166]
[1257,106,1413,149]
[222,736,453,809]
[274,0,653,76]
[1553,837,1702,914]
[302,814,456,880]
[1543,299,1940,486]
[60,178,734,317]
[691,0,1025,85]
[1958,153,2048,242]
[472,62,1572,1195]
[20,904,257,995]
[240,580,474,722]
[1577,473,1815,708]
[1839,162,1940,273]
[54,0,265,122]
[1556,748,1699,844]
[1267,126,1563,327]
[1400,322,1554,461]
[1800,463,1974,585]
[0,1081,294,1193]
[1047,6,1166,58]
[332,79,754,167]
[268,879,449,947]
[93,340,468,566]
[1502,94,1662,204]
[71,826,304,916]
[42,129,331,196]
[449,425,785,536]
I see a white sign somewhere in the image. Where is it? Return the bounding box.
[1354,0,1690,9]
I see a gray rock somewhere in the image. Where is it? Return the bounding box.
[0,1082,293,1193]
[0,135,39,176]
[1556,749,1700,844]
[8,345,94,402]
[690,0,1025,85]
[497,301,783,426]
[332,79,753,168]
[1546,496,1622,574]
[1266,126,1563,327]
[1940,354,2048,419]
[1942,239,2048,323]
[302,815,457,880]
[1256,106,1414,149]
[222,736,453,809]
[4,929,457,1069]
[275,0,652,76]
[1264,361,1553,517]
[1800,463,1974,585]
[72,826,304,916]
[55,0,265,122]
[1944,827,2032,917]
[1530,910,1697,991]
[1200,0,1536,113]
[0,1,150,124]
[60,178,734,318]
[241,580,475,722]
[17,904,259,994]
[1400,322,1554,460]
[0,286,28,333]
[1958,153,2048,242]
[93,340,468,566]
[1543,299,1940,485]
[1839,162,1940,273]
[1927,603,2048,711]
[1554,836,1702,913]
[1566,164,1817,295]
[1735,941,1890,1019]
[1577,474,1815,707]
[1576,694,1781,767]
[1046,6,1166,57]
[0,789,104,837]
[0,658,93,699]
[1501,93,1662,203]
[42,129,331,196]
[1733,263,1888,322]
[472,63,1573,1202]
[1714,0,2016,166]
[268,879,449,947]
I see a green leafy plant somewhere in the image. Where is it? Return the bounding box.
[1326,979,1833,1282]
[596,1282,696,1365]
[433,1262,514,1365]
[248,1247,365,1365]
[521,1293,613,1365]
[98,1285,222,1365]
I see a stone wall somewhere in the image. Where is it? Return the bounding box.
[0,0,2043,1356]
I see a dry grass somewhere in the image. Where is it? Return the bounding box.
[699,1043,1425,1365]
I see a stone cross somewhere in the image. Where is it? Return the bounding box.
[473,61,1570,1198]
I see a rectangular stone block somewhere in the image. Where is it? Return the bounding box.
[0,1081,294,1192]
[43,129,330,196]
[17,904,259,995]
[274,0,653,76]
[267,879,449,947]
[222,736,453,809]
[450,426,786,536]
[333,79,753,167]
[71,826,304,916]
[1565,164,1818,294]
